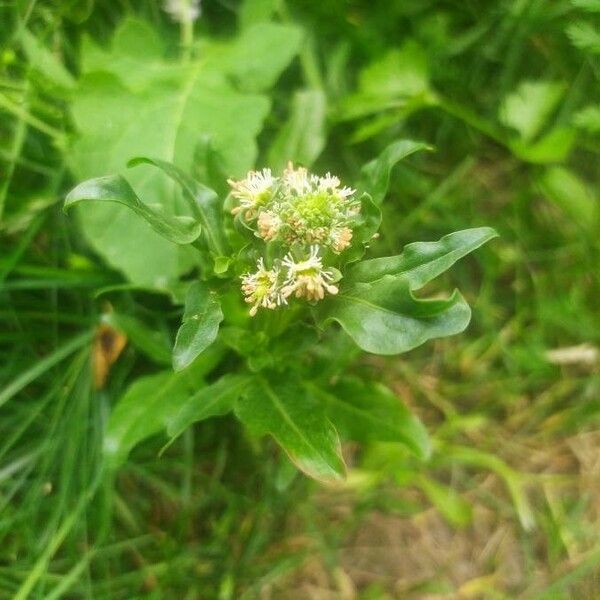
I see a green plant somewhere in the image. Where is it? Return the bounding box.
[64,149,497,483]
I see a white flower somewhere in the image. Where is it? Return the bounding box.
[281,246,339,302]
[228,169,275,218]
[164,0,201,23]
[282,162,312,196]
[240,258,286,316]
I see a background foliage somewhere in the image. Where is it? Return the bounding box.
[1,0,599,598]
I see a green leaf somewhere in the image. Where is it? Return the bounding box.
[566,20,600,53]
[537,166,598,230]
[499,80,565,142]
[267,89,327,171]
[572,0,600,12]
[239,0,277,28]
[173,281,224,372]
[358,41,429,99]
[18,27,75,92]
[128,157,229,256]
[235,375,346,483]
[313,377,431,459]
[217,23,303,92]
[103,370,195,467]
[103,348,224,467]
[357,139,432,205]
[349,227,498,286]
[320,276,471,355]
[64,175,202,244]
[509,127,576,164]
[339,193,381,264]
[338,41,431,121]
[166,373,251,441]
[573,104,600,133]
[69,18,272,286]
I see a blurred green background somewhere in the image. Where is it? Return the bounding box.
[1,0,599,598]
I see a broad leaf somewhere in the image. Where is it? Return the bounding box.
[267,89,327,171]
[166,373,251,441]
[349,227,498,287]
[312,378,431,459]
[235,375,346,483]
[68,17,287,286]
[103,348,224,467]
[499,80,565,142]
[128,157,229,256]
[64,175,202,244]
[339,41,431,121]
[509,127,576,164]
[173,281,224,372]
[216,22,303,92]
[357,139,431,205]
[320,276,471,355]
[537,166,598,231]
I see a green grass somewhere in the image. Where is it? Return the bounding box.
[1,0,600,598]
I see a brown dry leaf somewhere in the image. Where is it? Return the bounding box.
[93,323,127,389]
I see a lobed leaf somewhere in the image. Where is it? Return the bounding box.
[320,276,471,355]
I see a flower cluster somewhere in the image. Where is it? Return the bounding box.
[229,163,360,253]
[240,246,339,316]
[230,164,358,316]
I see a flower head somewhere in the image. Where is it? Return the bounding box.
[241,258,286,316]
[229,163,359,253]
[281,246,339,302]
[231,164,362,314]
[228,169,275,219]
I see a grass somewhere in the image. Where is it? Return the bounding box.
[1,0,599,598]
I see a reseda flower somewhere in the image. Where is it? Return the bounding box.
[281,246,339,301]
[232,164,359,315]
[228,169,275,219]
[241,258,286,316]
[229,162,359,254]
